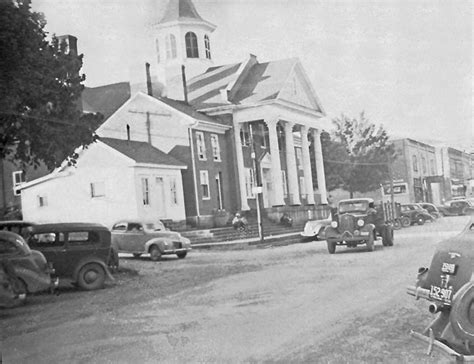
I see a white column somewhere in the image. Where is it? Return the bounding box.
[265,118,285,206]
[284,121,301,205]
[300,125,315,204]
[312,129,328,204]
[233,121,250,211]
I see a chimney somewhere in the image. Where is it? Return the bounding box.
[181,65,188,104]
[145,62,153,96]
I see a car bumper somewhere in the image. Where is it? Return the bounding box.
[162,248,189,254]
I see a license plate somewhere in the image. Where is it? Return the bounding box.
[441,262,457,275]
[429,285,453,303]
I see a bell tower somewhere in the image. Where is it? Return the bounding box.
[152,0,216,100]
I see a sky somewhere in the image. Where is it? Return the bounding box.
[32,0,473,151]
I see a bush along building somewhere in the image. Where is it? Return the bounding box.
[19,0,331,228]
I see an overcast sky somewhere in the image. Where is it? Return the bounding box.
[32,0,473,150]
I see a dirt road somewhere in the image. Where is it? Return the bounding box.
[1,216,469,363]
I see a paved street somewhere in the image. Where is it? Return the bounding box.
[1,216,470,363]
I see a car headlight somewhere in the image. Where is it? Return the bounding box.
[357,219,364,227]
[331,221,338,228]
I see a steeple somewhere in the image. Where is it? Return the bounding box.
[152,0,216,100]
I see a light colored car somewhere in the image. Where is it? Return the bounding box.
[301,213,332,241]
[111,220,191,261]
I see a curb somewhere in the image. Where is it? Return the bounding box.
[191,231,303,249]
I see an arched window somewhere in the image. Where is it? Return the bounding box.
[155,39,160,63]
[204,35,211,59]
[166,34,177,59]
[185,32,199,58]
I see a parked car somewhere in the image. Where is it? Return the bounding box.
[111,220,191,261]
[26,223,114,290]
[0,260,25,308]
[400,203,434,226]
[437,199,474,217]
[419,203,442,219]
[407,218,474,359]
[0,231,57,298]
[301,213,332,241]
[324,198,394,254]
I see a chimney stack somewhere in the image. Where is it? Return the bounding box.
[181,65,188,104]
[126,124,130,141]
[146,62,153,96]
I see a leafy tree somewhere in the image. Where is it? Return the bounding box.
[323,112,395,198]
[0,0,102,170]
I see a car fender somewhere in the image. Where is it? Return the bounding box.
[324,226,340,239]
[144,238,169,253]
[72,257,114,282]
[12,265,52,293]
[360,223,375,233]
[301,218,331,237]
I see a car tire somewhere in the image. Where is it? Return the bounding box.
[382,226,394,246]
[77,263,106,291]
[392,219,402,230]
[149,246,161,261]
[366,232,375,252]
[450,282,474,342]
[417,216,425,225]
[176,252,187,259]
[327,240,336,254]
[401,216,411,228]
[133,253,142,258]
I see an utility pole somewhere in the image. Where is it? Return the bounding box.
[249,123,264,242]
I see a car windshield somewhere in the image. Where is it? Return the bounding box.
[339,201,369,214]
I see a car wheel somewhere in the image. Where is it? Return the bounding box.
[400,216,411,228]
[77,263,106,291]
[149,246,161,261]
[392,219,402,230]
[450,282,474,342]
[327,240,336,254]
[176,252,187,259]
[366,232,375,252]
[133,253,142,258]
[417,216,425,225]
[382,226,394,246]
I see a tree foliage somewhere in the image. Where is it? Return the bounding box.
[322,112,395,197]
[0,0,102,170]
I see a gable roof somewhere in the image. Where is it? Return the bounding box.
[82,82,131,120]
[188,58,299,109]
[100,137,186,168]
[159,0,204,23]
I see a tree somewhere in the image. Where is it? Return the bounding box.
[0,0,102,170]
[323,112,395,198]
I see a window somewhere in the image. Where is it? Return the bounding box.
[240,124,250,146]
[166,34,177,59]
[155,39,160,63]
[68,231,100,245]
[204,34,211,59]
[245,168,255,198]
[185,32,199,58]
[90,182,105,198]
[196,131,207,160]
[282,170,288,196]
[412,155,418,172]
[29,232,65,248]
[296,148,303,169]
[38,195,48,207]
[299,177,305,196]
[12,171,24,196]
[170,177,178,205]
[112,222,127,231]
[430,159,435,175]
[200,170,210,199]
[259,123,268,148]
[210,134,221,161]
[421,156,427,174]
[141,178,150,205]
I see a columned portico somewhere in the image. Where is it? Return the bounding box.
[300,125,315,204]
[233,121,250,211]
[283,121,301,205]
[312,129,328,204]
[265,118,285,206]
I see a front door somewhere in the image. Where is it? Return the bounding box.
[262,168,272,208]
[153,177,166,218]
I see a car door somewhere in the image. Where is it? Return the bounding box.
[29,232,69,276]
[111,222,127,251]
[124,223,147,253]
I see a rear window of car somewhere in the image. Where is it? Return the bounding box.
[0,239,19,255]
[29,233,65,248]
[112,223,127,231]
[68,231,100,245]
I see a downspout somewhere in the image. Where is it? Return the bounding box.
[188,122,200,222]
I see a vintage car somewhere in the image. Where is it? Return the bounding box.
[111,220,191,261]
[0,231,57,298]
[26,223,114,290]
[323,198,394,254]
[407,218,474,359]
[400,203,434,226]
[437,199,474,217]
[419,202,442,219]
[301,213,332,241]
[0,259,26,308]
